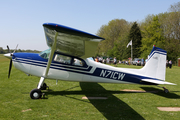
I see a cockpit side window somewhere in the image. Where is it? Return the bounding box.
[54,54,72,64]
[39,49,51,59]
[40,50,86,67]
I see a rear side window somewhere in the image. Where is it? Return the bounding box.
[73,58,84,66]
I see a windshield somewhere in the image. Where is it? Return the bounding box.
[39,49,51,59]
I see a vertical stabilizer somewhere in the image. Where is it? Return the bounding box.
[140,46,167,80]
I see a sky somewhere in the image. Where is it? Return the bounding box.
[0,0,179,51]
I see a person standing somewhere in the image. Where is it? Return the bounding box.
[99,57,102,63]
[141,58,144,66]
[95,57,99,62]
[169,60,172,69]
[106,57,110,64]
[166,60,169,68]
[113,57,117,67]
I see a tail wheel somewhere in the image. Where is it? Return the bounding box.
[164,89,169,93]
[30,89,42,99]
[163,87,169,93]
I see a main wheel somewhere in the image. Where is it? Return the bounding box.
[30,89,42,99]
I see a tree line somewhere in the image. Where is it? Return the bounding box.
[0,47,41,54]
[96,2,180,64]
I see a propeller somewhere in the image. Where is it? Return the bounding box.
[8,59,12,78]
[7,44,18,78]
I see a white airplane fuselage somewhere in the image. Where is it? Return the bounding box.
[11,52,158,85]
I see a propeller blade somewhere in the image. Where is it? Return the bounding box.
[8,59,12,78]
[13,44,18,54]
[7,45,11,54]
[7,44,18,78]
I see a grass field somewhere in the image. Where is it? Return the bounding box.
[1,54,180,119]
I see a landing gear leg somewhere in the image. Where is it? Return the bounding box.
[37,77,45,89]
[30,77,46,99]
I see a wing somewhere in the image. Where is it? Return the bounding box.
[43,23,105,58]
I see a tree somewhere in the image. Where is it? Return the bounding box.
[96,19,131,57]
[158,12,180,62]
[166,2,180,62]
[141,15,165,58]
[127,22,142,59]
[0,47,5,54]
[107,32,130,60]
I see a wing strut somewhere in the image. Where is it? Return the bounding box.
[37,31,58,89]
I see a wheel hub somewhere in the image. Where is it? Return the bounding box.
[33,92,39,98]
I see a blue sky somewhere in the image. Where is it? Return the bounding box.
[0,0,179,51]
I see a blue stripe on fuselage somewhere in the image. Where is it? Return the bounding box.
[92,68,158,85]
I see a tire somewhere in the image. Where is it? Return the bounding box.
[30,89,42,99]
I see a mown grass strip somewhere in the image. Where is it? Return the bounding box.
[1,54,180,119]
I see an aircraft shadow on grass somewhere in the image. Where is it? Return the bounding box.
[45,83,145,120]
[140,87,180,99]
[80,82,145,120]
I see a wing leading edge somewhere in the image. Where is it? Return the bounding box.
[43,23,105,58]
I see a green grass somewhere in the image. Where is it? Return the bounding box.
[1,54,180,119]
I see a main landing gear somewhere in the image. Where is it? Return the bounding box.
[30,77,48,99]
[30,83,48,99]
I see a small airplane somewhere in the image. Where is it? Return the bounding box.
[4,23,176,99]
